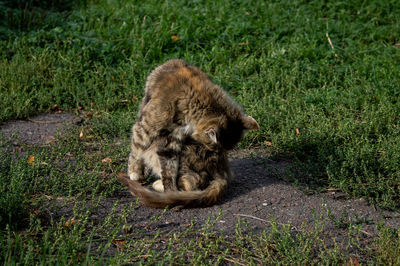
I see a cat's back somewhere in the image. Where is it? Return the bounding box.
[145,59,211,97]
[145,59,243,118]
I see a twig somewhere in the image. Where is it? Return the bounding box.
[223,257,247,266]
[233,213,269,223]
[352,225,373,237]
[326,33,334,50]
[234,213,300,231]
[326,33,338,57]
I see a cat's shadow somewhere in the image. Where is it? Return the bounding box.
[222,156,291,203]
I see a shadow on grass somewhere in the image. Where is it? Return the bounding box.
[0,0,87,33]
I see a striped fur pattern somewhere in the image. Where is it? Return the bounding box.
[126,59,259,207]
[120,139,232,208]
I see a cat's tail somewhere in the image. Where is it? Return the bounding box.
[118,174,227,208]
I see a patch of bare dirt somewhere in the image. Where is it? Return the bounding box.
[0,113,81,145]
[2,113,399,243]
[110,155,399,238]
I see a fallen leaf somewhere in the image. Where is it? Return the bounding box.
[265,141,273,147]
[27,155,35,164]
[171,35,179,41]
[239,39,249,46]
[64,217,80,227]
[101,157,112,163]
[112,238,126,249]
[232,247,240,253]
[79,130,84,139]
[347,258,360,266]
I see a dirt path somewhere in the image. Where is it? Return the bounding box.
[1,113,399,241]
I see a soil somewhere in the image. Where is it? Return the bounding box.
[1,113,399,246]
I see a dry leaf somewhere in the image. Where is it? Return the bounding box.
[265,141,273,147]
[171,35,179,41]
[238,39,249,46]
[64,217,80,227]
[27,155,35,164]
[101,157,112,163]
[347,258,360,266]
[112,238,126,249]
[51,104,63,113]
[79,130,84,139]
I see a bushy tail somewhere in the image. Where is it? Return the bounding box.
[118,174,228,208]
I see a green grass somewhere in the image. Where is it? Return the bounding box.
[1,0,400,263]
[1,0,399,209]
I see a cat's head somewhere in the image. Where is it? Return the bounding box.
[192,115,259,151]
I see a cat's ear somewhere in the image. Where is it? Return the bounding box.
[242,115,259,130]
[205,127,218,144]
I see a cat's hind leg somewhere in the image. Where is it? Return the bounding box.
[177,170,204,191]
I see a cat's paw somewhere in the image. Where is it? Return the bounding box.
[152,180,164,192]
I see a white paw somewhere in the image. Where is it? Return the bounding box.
[129,173,139,181]
[152,180,164,192]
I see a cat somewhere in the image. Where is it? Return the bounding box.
[128,59,259,192]
[119,124,232,208]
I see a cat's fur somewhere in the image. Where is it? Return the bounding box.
[120,131,232,208]
[128,59,259,192]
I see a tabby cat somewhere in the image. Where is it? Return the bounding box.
[127,59,259,193]
[120,124,231,208]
